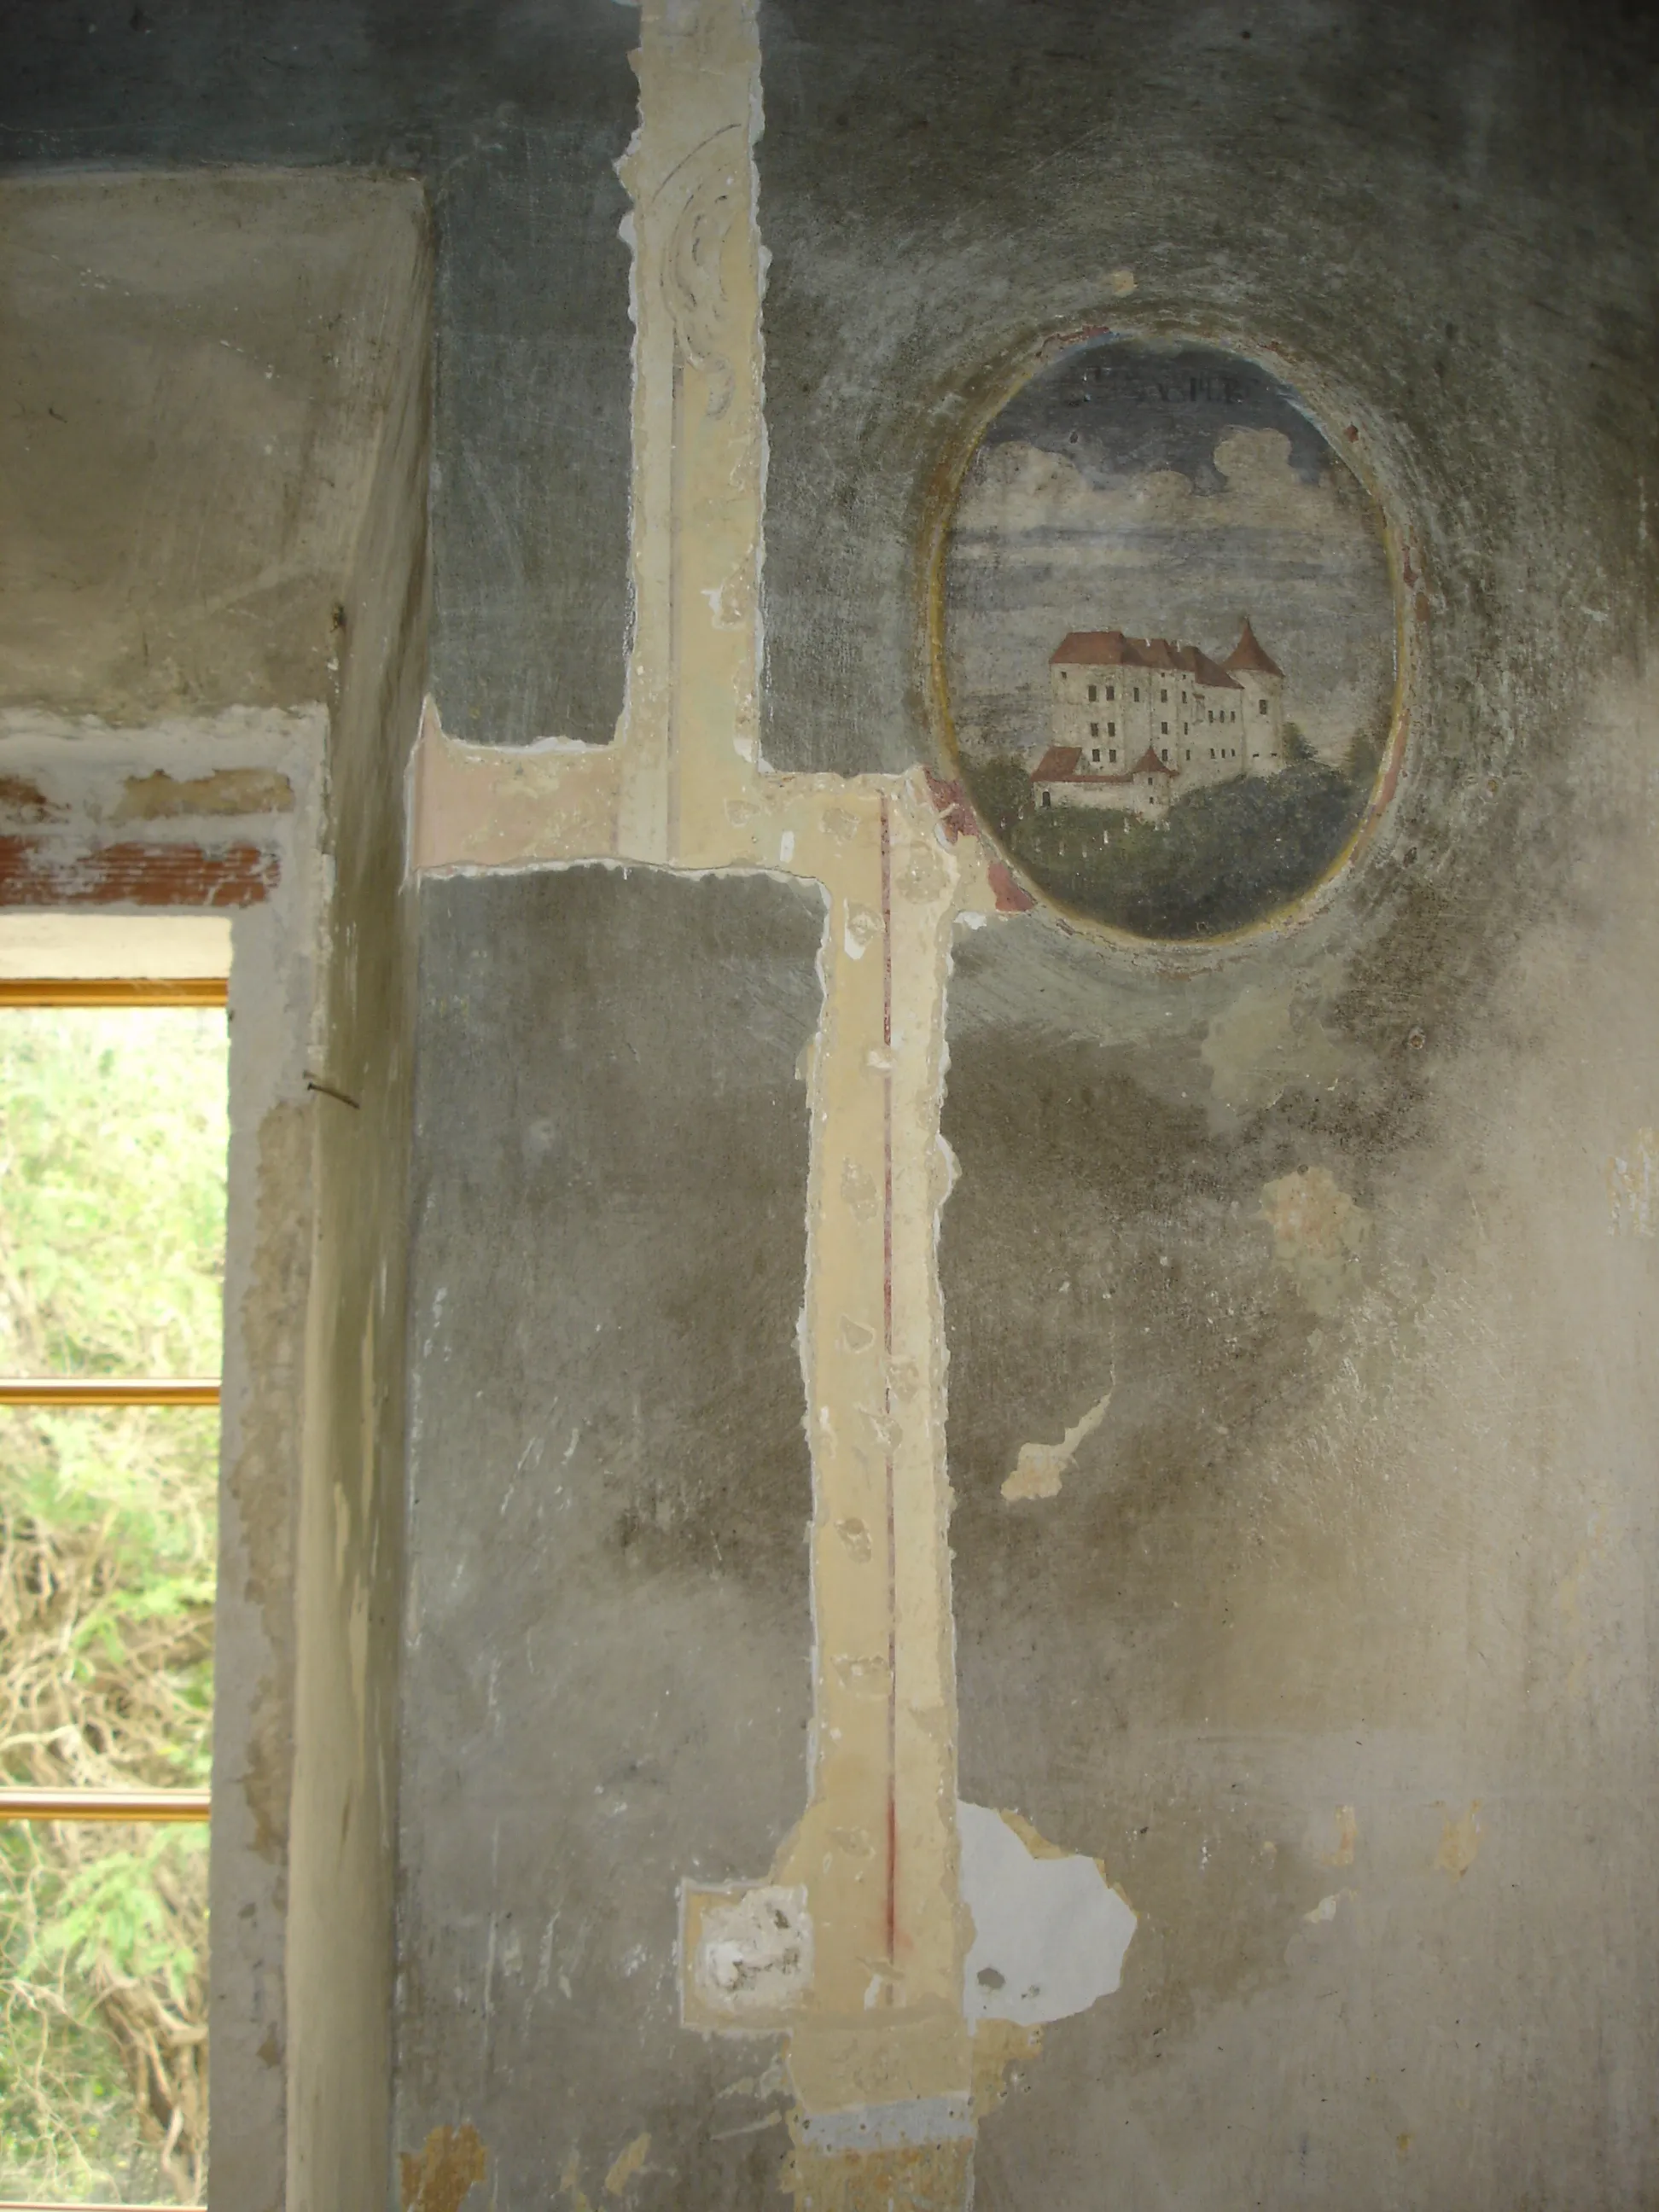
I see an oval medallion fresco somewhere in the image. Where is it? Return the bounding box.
[940,337,1399,941]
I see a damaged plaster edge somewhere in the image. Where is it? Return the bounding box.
[414,843,837,910]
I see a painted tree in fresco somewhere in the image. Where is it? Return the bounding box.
[0,1008,226,2207]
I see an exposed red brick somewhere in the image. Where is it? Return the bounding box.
[0,837,277,908]
[987,859,1036,914]
[923,767,979,844]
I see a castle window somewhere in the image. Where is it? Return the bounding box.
[1091,748,1101,762]
[1209,748,1215,760]
[1107,721,1115,736]
[1186,748,1192,761]
[1208,710,1214,724]
[1132,687,1140,701]
[1160,688,1167,703]
[1109,748,1117,763]
[1260,698,1268,715]
[1087,684,1097,701]
[1106,685,1115,701]
[1161,748,1168,762]
[1090,722,1099,737]
[1161,722,1168,736]
[1041,790,1051,807]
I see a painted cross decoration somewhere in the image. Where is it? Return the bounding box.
[410,0,1059,2187]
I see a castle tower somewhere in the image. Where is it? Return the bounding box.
[1225,619,1286,773]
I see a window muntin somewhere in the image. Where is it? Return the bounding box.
[0,984,226,2209]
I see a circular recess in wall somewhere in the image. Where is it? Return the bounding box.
[929,334,1409,947]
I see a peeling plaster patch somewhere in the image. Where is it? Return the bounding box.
[783,2132,975,2211]
[970,2018,1044,2116]
[1435,1803,1482,1878]
[958,1802,1136,2026]
[1321,1804,1359,1866]
[1607,1129,1659,1236]
[1303,1889,1355,1924]
[0,775,61,821]
[1260,1165,1369,1313]
[684,1883,812,2024]
[399,2122,487,2212]
[1001,1388,1111,1501]
[115,765,295,819]
[603,2133,651,2196]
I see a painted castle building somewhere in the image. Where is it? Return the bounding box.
[1032,621,1285,818]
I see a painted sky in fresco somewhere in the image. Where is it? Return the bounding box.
[946,340,1394,762]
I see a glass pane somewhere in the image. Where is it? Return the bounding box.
[0,1008,228,1379]
[0,1009,226,2205]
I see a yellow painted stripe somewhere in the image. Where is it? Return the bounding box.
[0,976,227,1007]
[0,1788,211,1824]
[0,1377,219,1406]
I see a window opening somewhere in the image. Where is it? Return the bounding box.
[0,977,226,2210]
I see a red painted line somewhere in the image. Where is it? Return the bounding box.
[879,795,898,1977]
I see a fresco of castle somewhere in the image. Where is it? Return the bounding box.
[1033,620,1285,820]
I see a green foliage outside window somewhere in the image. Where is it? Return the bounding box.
[0,1008,227,2207]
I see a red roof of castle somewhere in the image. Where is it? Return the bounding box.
[1032,745,1084,780]
[1224,620,1284,678]
[1031,744,1177,785]
[1050,630,1241,688]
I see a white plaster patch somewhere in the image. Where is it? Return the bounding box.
[958,1802,1136,2026]
[1002,1388,1111,1501]
[690,1885,812,2018]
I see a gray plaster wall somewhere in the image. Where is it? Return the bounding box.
[0,172,433,722]
[394,868,821,2208]
[0,0,636,748]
